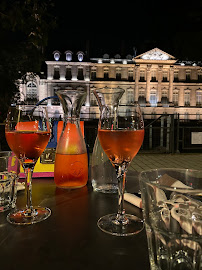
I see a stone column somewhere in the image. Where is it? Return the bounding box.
[158,65,163,103]
[169,66,174,102]
[178,86,184,107]
[60,65,66,80]
[134,65,139,102]
[146,65,151,103]
[47,65,53,80]
[190,88,196,106]
[71,65,78,81]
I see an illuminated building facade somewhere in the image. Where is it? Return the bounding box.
[19,48,202,120]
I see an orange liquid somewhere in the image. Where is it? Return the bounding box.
[5,131,50,163]
[98,129,144,165]
[54,153,88,188]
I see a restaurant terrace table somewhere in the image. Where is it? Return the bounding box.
[0,171,150,270]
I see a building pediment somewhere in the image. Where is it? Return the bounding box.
[134,48,177,64]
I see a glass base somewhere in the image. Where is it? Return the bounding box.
[7,206,51,225]
[97,213,144,236]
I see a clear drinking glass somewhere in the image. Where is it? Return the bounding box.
[140,168,202,270]
[93,87,145,236]
[5,105,51,225]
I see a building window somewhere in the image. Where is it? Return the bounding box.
[116,67,122,80]
[138,88,146,106]
[91,67,97,80]
[52,86,60,105]
[162,71,168,82]
[77,67,84,80]
[90,90,97,106]
[198,72,202,82]
[151,70,157,82]
[77,51,84,62]
[103,53,109,59]
[150,89,157,106]
[161,89,168,106]
[196,91,202,107]
[173,90,179,106]
[184,91,190,106]
[53,66,60,79]
[26,82,38,101]
[128,69,134,81]
[65,66,72,80]
[186,70,191,82]
[65,51,73,61]
[53,50,61,61]
[139,70,145,82]
[174,71,179,82]
[127,88,134,104]
[104,67,109,80]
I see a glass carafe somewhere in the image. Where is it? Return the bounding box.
[91,135,117,193]
[54,89,88,189]
[91,86,124,193]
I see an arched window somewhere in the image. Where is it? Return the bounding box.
[65,51,73,61]
[77,51,84,62]
[138,88,146,106]
[184,90,190,106]
[53,50,61,61]
[114,54,121,59]
[161,89,169,107]
[173,90,179,106]
[103,53,109,59]
[150,89,157,106]
[26,82,38,101]
[90,89,97,106]
[127,88,134,104]
[116,67,122,80]
[196,90,202,106]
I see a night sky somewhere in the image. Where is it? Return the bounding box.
[47,0,202,61]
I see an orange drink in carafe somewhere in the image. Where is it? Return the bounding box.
[54,122,88,188]
[54,89,88,189]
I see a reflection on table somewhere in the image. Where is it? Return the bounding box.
[0,175,149,270]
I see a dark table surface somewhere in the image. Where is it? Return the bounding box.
[0,171,150,270]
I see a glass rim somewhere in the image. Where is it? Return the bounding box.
[56,89,86,94]
[94,86,125,94]
[139,167,202,193]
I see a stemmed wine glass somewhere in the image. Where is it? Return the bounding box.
[93,87,144,236]
[5,105,51,225]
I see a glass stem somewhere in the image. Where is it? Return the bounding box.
[115,165,128,225]
[24,166,34,215]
